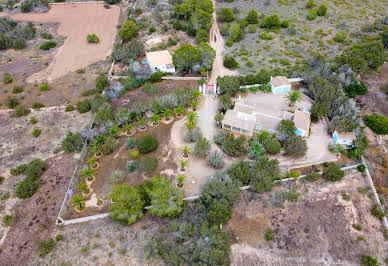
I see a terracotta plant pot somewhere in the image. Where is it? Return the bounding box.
[126,130,134,136]
[95,152,103,159]
[176,183,183,188]
[138,126,147,131]
[91,162,99,169]
[97,200,103,207]
[176,113,183,118]
[183,154,189,159]
[87,176,95,182]
[180,168,186,172]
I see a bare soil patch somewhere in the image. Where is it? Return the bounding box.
[0,153,75,265]
[0,109,93,175]
[227,170,387,265]
[10,3,120,82]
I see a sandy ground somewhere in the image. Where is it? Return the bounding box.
[0,109,93,175]
[208,0,237,84]
[228,170,388,265]
[10,3,120,82]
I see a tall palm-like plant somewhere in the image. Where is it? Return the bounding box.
[150,114,160,125]
[72,194,85,211]
[185,120,196,131]
[163,108,173,120]
[186,111,198,122]
[80,167,96,181]
[125,123,133,134]
[180,160,188,171]
[176,174,185,187]
[192,90,201,99]
[174,105,185,116]
[285,91,302,107]
[190,100,199,110]
[78,181,90,195]
[88,155,98,168]
[137,116,146,129]
[181,145,191,157]
[109,126,120,138]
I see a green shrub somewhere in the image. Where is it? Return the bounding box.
[371,204,386,220]
[102,136,118,155]
[126,138,136,149]
[39,41,57,50]
[361,254,378,266]
[40,32,52,39]
[127,160,137,173]
[223,55,239,69]
[227,161,251,185]
[6,96,19,108]
[39,84,50,91]
[12,86,23,94]
[3,72,12,84]
[283,135,308,158]
[61,132,83,153]
[344,80,367,98]
[149,71,164,83]
[259,32,274,40]
[32,127,42,137]
[76,99,91,113]
[306,10,317,21]
[260,14,281,29]
[12,39,26,50]
[32,102,44,109]
[87,33,99,43]
[0,176,4,185]
[11,164,27,176]
[119,20,138,41]
[3,214,14,227]
[55,234,63,241]
[138,135,158,154]
[265,228,274,241]
[246,9,258,24]
[21,0,35,12]
[322,163,344,182]
[357,164,366,172]
[110,169,125,183]
[364,114,388,135]
[317,4,327,16]
[333,31,346,43]
[139,156,158,172]
[305,171,320,182]
[353,224,363,231]
[218,8,234,22]
[206,151,224,169]
[11,104,30,117]
[65,104,74,112]
[196,29,209,43]
[38,238,56,257]
[264,138,281,154]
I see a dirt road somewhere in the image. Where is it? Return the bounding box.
[11,3,120,82]
[208,0,237,84]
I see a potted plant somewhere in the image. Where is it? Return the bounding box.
[80,167,96,182]
[71,194,85,211]
[125,123,134,136]
[162,108,173,121]
[181,145,191,158]
[176,174,185,188]
[192,89,201,99]
[109,126,120,138]
[78,181,90,196]
[185,120,196,131]
[180,160,188,172]
[92,144,103,158]
[174,105,185,118]
[190,100,199,111]
[137,116,146,131]
[186,111,198,122]
[88,155,99,169]
[150,114,160,126]
[96,195,103,207]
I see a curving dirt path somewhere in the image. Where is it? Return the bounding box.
[208,0,237,84]
[10,3,120,83]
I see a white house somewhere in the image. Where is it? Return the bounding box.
[270,76,291,94]
[293,109,311,137]
[332,130,356,149]
[146,50,175,73]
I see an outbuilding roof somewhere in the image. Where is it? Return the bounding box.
[271,76,291,88]
[146,50,173,67]
[293,109,311,134]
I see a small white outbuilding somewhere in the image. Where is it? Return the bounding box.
[146,50,175,73]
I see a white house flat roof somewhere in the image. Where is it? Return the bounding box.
[294,110,310,133]
[271,76,291,88]
[146,50,173,66]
